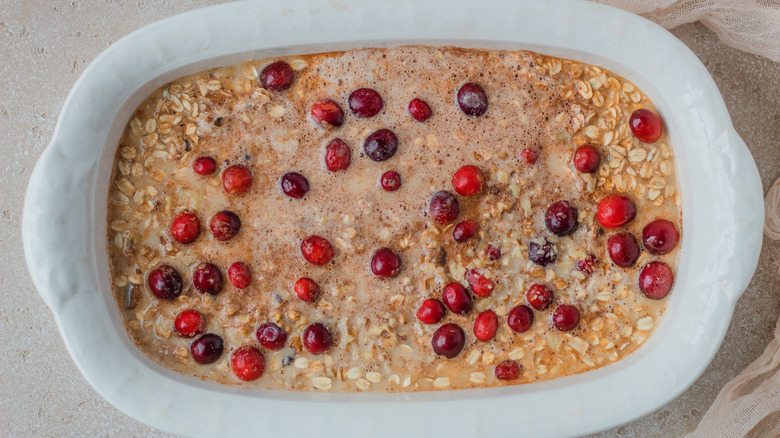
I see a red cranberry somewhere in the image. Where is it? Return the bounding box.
[256,322,288,350]
[442,282,472,315]
[526,284,553,311]
[348,88,383,118]
[294,277,321,303]
[451,165,485,196]
[302,323,332,355]
[465,269,495,297]
[642,219,680,255]
[507,305,534,333]
[231,345,265,381]
[227,262,251,289]
[192,156,217,175]
[259,60,294,91]
[552,305,580,331]
[629,109,663,143]
[597,195,637,228]
[452,220,477,242]
[417,299,445,324]
[280,172,309,198]
[300,236,334,265]
[371,247,402,278]
[473,310,498,342]
[324,138,351,171]
[639,261,674,299]
[495,360,522,380]
[576,255,598,275]
[222,165,253,194]
[311,100,344,127]
[545,200,579,236]
[364,129,398,162]
[520,148,538,164]
[608,232,641,268]
[209,210,241,241]
[380,171,402,191]
[174,310,205,338]
[457,83,488,117]
[408,98,432,121]
[431,323,466,358]
[529,238,557,266]
[573,145,601,173]
[190,333,224,364]
[428,191,460,224]
[171,212,201,244]
[147,265,182,300]
[486,244,501,261]
[193,262,224,295]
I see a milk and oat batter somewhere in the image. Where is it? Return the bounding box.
[107,46,681,392]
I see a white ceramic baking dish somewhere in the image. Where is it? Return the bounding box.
[22,0,763,436]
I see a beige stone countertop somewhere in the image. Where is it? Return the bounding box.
[1,1,778,437]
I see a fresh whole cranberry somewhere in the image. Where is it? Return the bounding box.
[209,211,241,241]
[473,310,498,342]
[545,200,579,236]
[526,283,553,311]
[300,236,335,265]
[597,195,637,229]
[495,360,522,380]
[256,322,288,350]
[408,98,433,121]
[428,191,460,224]
[222,165,253,194]
[174,310,205,338]
[452,220,478,242]
[311,100,344,127]
[227,262,251,289]
[380,171,402,191]
[442,282,473,315]
[348,88,383,118]
[457,83,488,117]
[259,60,294,91]
[171,212,201,244]
[364,129,398,162]
[190,333,224,364]
[294,277,321,303]
[529,238,557,266]
[192,156,217,175]
[486,244,501,261]
[280,172,310,198]
[608,232,641,268]
[576,255,598,275]
[431,323,466,358]
[520,148,538,164]
[231,345,266,381]
[451,165,485,196]
[629,109,663,143]
[465,269,495,297]
[639,261,674,299]
[642,219,680,255]
[324,138,351,171]
[193,262,224,295]
[417,299,446,324]
[552,305,580,331]
[302,323,332,355]
[147,265,182,300]
[371,247,402,278]
[573,145,601,173]
[507,305,534,333]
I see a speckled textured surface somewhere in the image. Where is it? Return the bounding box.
[1,2,777,437]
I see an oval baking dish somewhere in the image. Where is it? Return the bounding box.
[22,1,763,437]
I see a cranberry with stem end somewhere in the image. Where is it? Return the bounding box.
[300,236,334,265]
[452,220,477,242]
[192,156,216,175]
[457,83,488,117]
[545,200,579,236]
[520,148,538,164]
[280,172,309,199]
[428,191,460,224]
[529,238,557,266]
[451,165,485,196]
[348,88,383,118]
[432,323,466,358]
[417,299,446,325]
[597,195,637,229]
[465,269,495,297]
[259,60,294,91]
[231,346,266,381]
[576,255,598,275]
[171,212,201,244]
[227,262,251,289]
[507,305,534,333]
[222,165,253,194]
[256,322,288,350]
[147,265,182,300]
[527,284,553,311]
[302,323,332,355]
[380,171,402,191]
[193,262,224,295]
[642,219,680,255]
[495,360,522,380]
[608,232,641,268]
[639,261,674,299]
[209,211,241,241]
[364,129,398,162]
[573,145,601,173]
[629,109,663,143]
[311,100,344,127]
[371,247,402,278]
[324,138,351,171]
[294,277,321,303]
[190,333,224,364]
[408,98,433,121]
[442,282,473,315]
[552,305,581,331]
[473,310,498,342]
[174,310,205,338]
